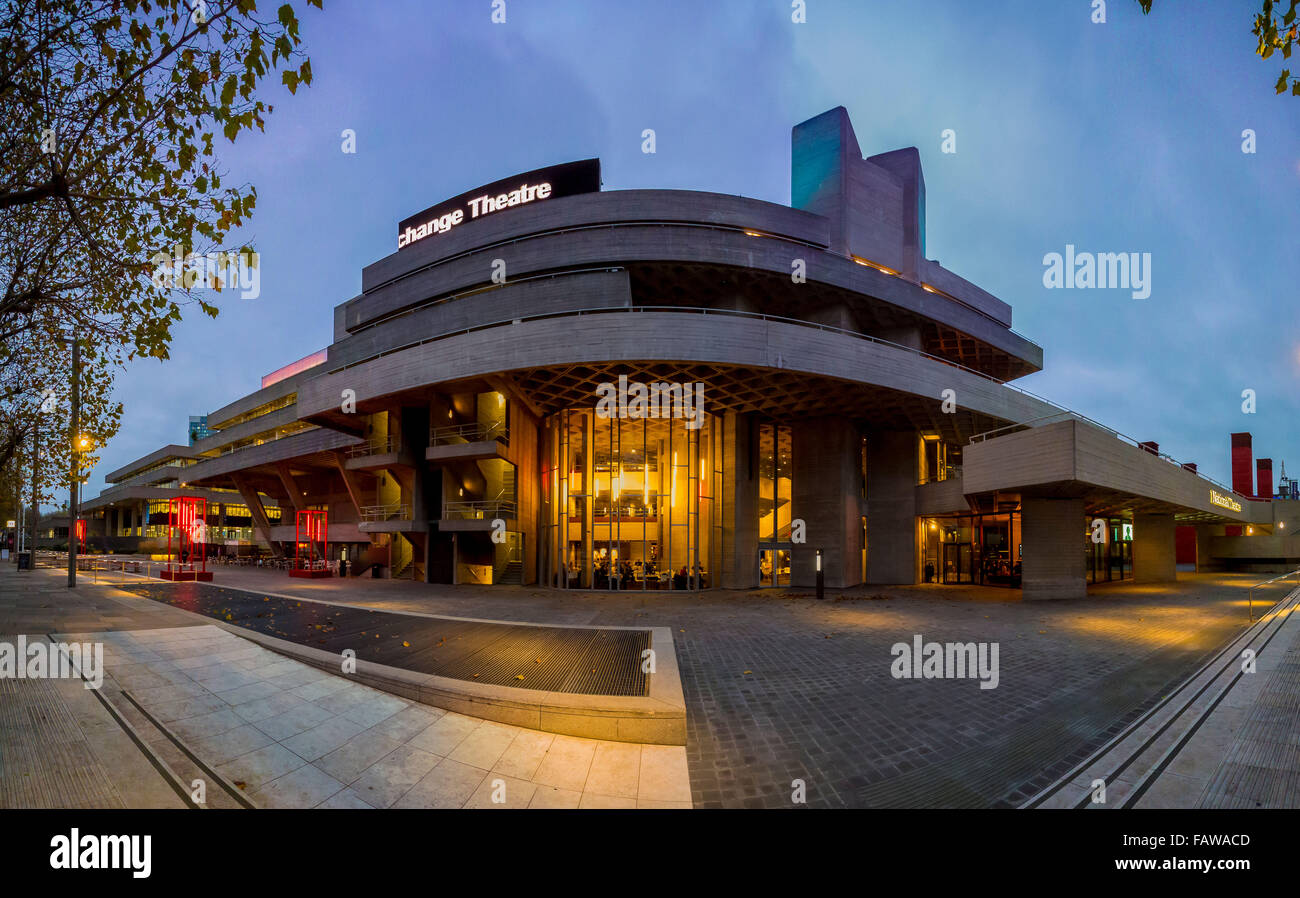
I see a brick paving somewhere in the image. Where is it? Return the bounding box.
[2,563,1280,808]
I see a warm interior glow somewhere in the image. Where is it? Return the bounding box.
[671,451,678,508]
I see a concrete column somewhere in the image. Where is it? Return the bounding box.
[1133,512,1177,583]
[866,430,917,585]
[792,416,861,588]
[1194,524,1215,573]
[1021,498,1085,600]
[720,412,758,589]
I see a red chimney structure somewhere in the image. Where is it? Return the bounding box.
[1257,458,1274,499]
[1231,432,1254,496]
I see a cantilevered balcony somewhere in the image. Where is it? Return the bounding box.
[344,434,415,471]
[357,501,425,533]
[439,498,517,532]
[427,420,509,462]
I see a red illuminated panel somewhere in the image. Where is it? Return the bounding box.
[261,349,327,390]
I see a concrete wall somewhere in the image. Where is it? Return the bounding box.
[1021,498,1085,600]
[965,419,1266,525]
[866,431,917,584]
[1132,513,1176,583]
[720,412,758,589]
[296,314,1059,430]
[792,416,861,588]
[327,270,632,371]
[337,190,1038,373]
[915,476,969,515]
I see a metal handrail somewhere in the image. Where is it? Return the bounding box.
[429,420,508,445]
[1248,569,1300,622]
[918,464,963,486]
[346,434,401,458]
[359,502,411,522]
[443,499,517,520]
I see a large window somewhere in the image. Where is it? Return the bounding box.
[542,408,722,590]
[918,434,962,485]
[1086,517,1132,583]
[757,423,793,586]
[921,512,1021,587]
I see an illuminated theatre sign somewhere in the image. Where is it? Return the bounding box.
[397,158,601,250]
[1210,490,1242,513]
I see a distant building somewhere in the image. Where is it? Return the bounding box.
[188,416,213,444]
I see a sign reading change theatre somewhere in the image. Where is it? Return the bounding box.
[397,158,601,250]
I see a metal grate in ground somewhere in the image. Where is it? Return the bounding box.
[114,582,650,696]
[1198,645,1300,808]
[0,653,124,809]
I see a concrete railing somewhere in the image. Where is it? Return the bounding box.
[326,302,1042,395]
[969,411,1251,505]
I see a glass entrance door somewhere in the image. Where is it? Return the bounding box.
[759,547,791,587]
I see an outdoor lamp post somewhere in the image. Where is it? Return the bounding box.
[66,339,81,588]
[816,548,824,600]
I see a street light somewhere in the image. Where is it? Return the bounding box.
[62,338,81,588]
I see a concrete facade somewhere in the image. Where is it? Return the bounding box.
[1133,513,1177,583]
[1022,498,1087,600]
[79,106,1276,594]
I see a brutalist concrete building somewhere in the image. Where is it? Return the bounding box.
[83,107,1291,599]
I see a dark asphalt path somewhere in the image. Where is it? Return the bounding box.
[115,581,649,696]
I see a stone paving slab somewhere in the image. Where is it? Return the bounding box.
[54,624,692,809]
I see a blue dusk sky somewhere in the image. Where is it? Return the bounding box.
[89,0,1300,496]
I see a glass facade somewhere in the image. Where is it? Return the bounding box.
[1086,517,1133,583]
[542,409,722,590]
[757,423,793,587]
[921,512,1022,587]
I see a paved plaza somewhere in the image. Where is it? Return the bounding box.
[51,625,690,809]
[1,562,1292,808]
